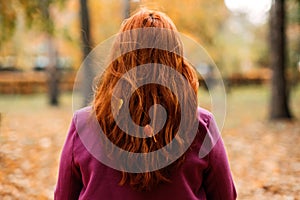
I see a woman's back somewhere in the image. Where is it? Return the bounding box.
[55,106,236,199]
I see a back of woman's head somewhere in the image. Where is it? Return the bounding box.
[93,8,198,191]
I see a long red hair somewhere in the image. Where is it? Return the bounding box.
[93,8,198,191]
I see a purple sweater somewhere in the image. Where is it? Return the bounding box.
[54,107,236,200]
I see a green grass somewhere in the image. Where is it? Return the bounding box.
[0,84,299,120]
[0,92,73,114]
[196,84,300,129]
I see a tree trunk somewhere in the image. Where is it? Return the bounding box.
[79,0,93,106]
[269,0,292,119]
[123,0,131,19]
[41,0,59,106]
[47,35,60,106]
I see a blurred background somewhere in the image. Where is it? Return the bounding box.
[0,0,299,199]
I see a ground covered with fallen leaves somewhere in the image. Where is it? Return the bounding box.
[0,85,299,199]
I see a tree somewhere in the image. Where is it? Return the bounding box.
[286,0,300,88]
[123,0,131,19]
[0,0,65,106]
[269,0,292,119]
[0,1,17,46]
[79,0,94,106]
[40,0,60,106]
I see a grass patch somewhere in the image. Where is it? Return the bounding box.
[1,84,299,120]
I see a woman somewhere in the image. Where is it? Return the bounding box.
[55,8,237,200]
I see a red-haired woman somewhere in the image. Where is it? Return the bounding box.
[55,8,237,200]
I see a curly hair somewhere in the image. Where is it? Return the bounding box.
[93,8,198,191]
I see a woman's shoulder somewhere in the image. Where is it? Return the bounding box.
[74,106,93,119]
[197,107,214,129]
[195,106,221,159]
[72,106,98,133]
